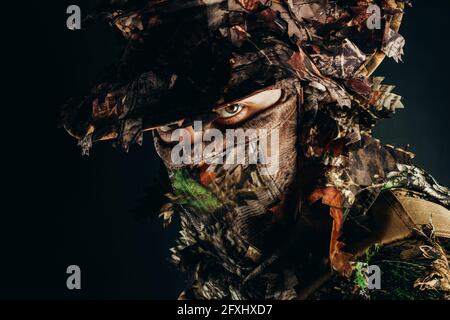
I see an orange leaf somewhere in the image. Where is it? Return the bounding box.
[198,163,216,186]
[308,187,353,277]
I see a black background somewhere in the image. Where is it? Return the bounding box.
[1,1,449,299]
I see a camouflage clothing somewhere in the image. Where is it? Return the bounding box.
[312,232,450,300]
[62,0,450,300]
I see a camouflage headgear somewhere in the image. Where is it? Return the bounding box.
[62,0,408,155]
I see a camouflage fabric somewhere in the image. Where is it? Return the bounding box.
[311,235,450,300]
[166,166,450,300]
[62,0,450,300]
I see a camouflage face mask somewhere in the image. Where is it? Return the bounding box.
[154,78,301,255]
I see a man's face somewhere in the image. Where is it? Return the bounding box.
[153,79,301,252]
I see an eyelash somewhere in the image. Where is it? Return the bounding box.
[214,104,248,126]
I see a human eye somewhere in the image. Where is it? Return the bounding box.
[215,104,245,118]
[214,88,282,127]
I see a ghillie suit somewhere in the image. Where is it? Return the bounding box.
[62,0,450,299]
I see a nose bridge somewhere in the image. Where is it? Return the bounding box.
[188,120,216,145]
[183,126,195,142]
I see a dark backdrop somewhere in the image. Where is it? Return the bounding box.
[1,1,449,299]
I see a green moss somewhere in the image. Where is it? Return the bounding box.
[353,262,368,290]
[171,169,222,215]
[364,244,381,264]
[382,171,408,190]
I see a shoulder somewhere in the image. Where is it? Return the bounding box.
[366,191,450,299]
[311,231,450,300]
[314,190,450,300]
[362,235,450,299]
